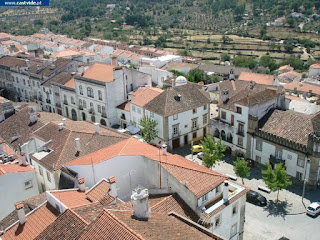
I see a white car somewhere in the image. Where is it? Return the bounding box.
[197,152,204,160]
[306,202,320,216]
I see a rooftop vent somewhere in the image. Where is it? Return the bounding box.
[49,64,56,70]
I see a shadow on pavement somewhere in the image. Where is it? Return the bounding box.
[263,200,293,219]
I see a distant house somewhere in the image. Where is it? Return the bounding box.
[276,71,302,85]
[238,72,275,86]
[309,63,320,77]
[278,65,294,74]
[164,61,199,75]
[274,16,286,27]
[198,64,251,80]
[106,4,116,9]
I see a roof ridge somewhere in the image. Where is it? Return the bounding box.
[118,138,132,156]
[150,195,173,210]
[68,208,90,225]
[55,130,72,170]
[103,209,145,240]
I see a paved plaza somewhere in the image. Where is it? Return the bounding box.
[172,145,320,240]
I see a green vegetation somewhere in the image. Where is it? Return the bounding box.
[262,163,292,202]
[201,136,226,169]
[233,56,258,69]
[140,116,158,143]
[234,157,250,184]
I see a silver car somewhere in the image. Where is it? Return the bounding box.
[306,202,320,217]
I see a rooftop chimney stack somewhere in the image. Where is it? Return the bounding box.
[229,68,235,80]
[131,187,150,219]
[161,144,167,156]
[94,123,100,134]
[29,108,38,124]
[75,138,81,152]
[62,118,66,126]
[223,181,229,202]
[20,152,27,166]
[58,123,64,131]
[78,177,86,192]
[222,88,229,103]
[108,176,117,201]
[15,202,26,225]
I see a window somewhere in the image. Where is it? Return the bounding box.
[238,123,244,135]
[202,193,208,202]
[32,81,35,87]
[79,85,83,95]
[237,137,243,147]
[24,180,33,190]
[64,95,67,102]
[256,140,262,151]
[87,87,94,98]
[130,84,133,92]
[173,125,179,136]
[79,99,82,106]
[215,215,221,228]
[83,100,87,108]
[230,223,237,238]
[204,104,207,110]
[71,96,75,104]
[49,89,52,94]
[46,171,51,182]
[102,106,106,113]
[236,107,242,114]
[90,102,93,108]
[37,82,40,88]
[137,108,141,114]
[132,106,136,112]
[275,148,282,159]
[98,90,102,100]
[203,114,207,125]
[297,156,305,168]
[23,79,26,85]
[43,87,45,92]
[173,114,178,120]
[221,111,226,120]
[296,172,303,180]
[193,132,197,139]
[287,154,292,160]
[193,108,197,114]
[231,114,234,126]
[98,105,101,113]
[39,166,43,176]
[192,119,197,129]
[150,112,154,118]
[232,205,238,215]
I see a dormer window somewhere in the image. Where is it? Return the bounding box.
[236,107,242,114]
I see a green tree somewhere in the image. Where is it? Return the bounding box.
[201,136,226,168]
[140,116,158,143]
[187,69,206,83]
[259,55,278,71]
[280,55,304,70]
[221,35,233,44]
[262,163,292,202]
[284,44,294,53]
[234,157,250,184]
[221,53,231,62]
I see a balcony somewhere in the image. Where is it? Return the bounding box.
[172,130,181,139]
[210,118,234,133]
[101,112,107,118]
[46,99,51,104]
[89,108,95,114]
[121,115,126,120]
[269,155,285,166]
[79,105,83,110]
[237,131,245,137]
[63,100,68,105]
[38,96,42,101]
[56,103,61,108]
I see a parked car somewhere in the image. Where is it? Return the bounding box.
[306,202,320,217]
[192,145,203,153]
[246,190,267,206]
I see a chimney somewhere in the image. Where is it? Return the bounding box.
[111,56,118,67]
[249,81,255,89]
[78,177,85,192]
[29,108,38,124]
[94,123,100,134]
[294,87,298,94]
[75,138,81,152]
[58,123,64,131]
[223,181,229,202]
[222,88,229,103]
[25,59,30,68]
[161,143,167,155]
[131,187,150,219]
[20,152,27,166]
[108,176,117,199]
[15,202,26,225]
[62,118,66,126]
[229,68,235,80]
[37,64,40,71]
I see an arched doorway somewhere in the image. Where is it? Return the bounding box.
[227,133,233,143]
[91,115,95,122]
[71,109,77,121]
[100,119,107,126]
[82,112,86,121]
[213,129,220,138]
[221,130,226,141]
[65,107,69,118]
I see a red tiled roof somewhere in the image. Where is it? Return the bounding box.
[117,101,130,111]
[82,63,114,82]
[86,179,111,202]
[51,190,91,208]
[1,203,59,240]
[284,81,320,95]
[0,164,34,176]
[238,72,275,86]
[310,63,320,69]
[130,87,163,107]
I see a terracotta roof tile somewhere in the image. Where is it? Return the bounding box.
[1,203,59,240]
[238,72,275,85]
[82,63,114,82]
[86,179,111,202]
[130,87,163,107]
[51,190,91,208]
[0,164,34,175]
[43,72,73,87]
[284,81,320,95]
[310,63,320,69]
[34,209,88,240]
[117,101,130,111]
[278,65,294,72]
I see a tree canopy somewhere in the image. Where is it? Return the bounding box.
[201,136,226,168]
[140,116,158,143]
[234,157,250,184]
